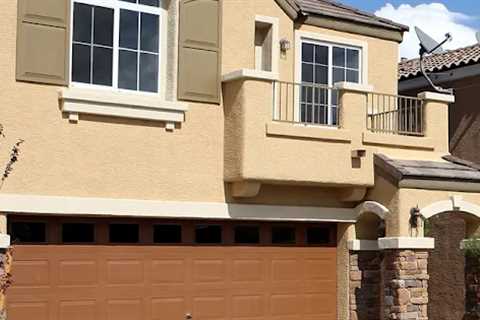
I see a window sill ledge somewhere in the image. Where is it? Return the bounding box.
[362,132,434,150]
[266,122,352,142]
[59,88,188,130]
[222,69,279,83]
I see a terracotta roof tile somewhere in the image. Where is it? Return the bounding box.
[285,0,408,31]
[398,44,480,80]
[375,154,480,183]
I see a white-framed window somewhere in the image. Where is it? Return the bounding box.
[300,40,361,125]
[70,0,163,93]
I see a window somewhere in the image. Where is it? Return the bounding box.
[271,226,296,245]
[10,222,46,243]
[154,224,182,243]
[195,225,222,244]
[306,226,331,245]
[62,223,95,243]
[109,223,139,243]
[234,226,260,244]
[300,41,361,125]
[71,0,162,93]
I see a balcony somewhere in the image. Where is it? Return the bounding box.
[222,71,453,197]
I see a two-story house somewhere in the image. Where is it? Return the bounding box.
[1,1,480,320]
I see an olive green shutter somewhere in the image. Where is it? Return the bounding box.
[16,0,69,85]
[178,0,221,104]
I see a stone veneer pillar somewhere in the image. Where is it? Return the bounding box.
[382,250,429,320]
[349,251,383,320]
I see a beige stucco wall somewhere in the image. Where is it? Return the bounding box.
[2,0,454,208]
[0,0,227,202]
[222,0,400,94]
[222,0,295,82]
[367,174,480,238]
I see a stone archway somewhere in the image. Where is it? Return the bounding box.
[426,211,466,320]
[348,202,390,320]
[420,199,480,320]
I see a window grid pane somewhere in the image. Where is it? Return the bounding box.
[301,42,360,126]
[72,1,160,92]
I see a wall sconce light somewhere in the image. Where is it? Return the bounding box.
[280,39,291,52]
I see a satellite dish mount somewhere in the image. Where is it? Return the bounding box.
[415,27,453,94]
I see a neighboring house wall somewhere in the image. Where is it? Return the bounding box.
[400,74,480,165]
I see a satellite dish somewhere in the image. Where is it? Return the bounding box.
[415,27,445,54]
[414,26,453,94]
[476,31,480,43]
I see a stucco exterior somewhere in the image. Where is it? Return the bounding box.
[3,0,480,319]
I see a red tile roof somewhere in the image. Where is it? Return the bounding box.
[282,0,409,31]
[399,44,480,80]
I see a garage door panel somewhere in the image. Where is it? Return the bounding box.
[151,297,186,320]
[106,299,143,320]
[12,260,50,287]
[193,296,227,319]
[9,220,337,320]
[58,260,98,286]
[271,259,302,282]
[232,259,264,282]
[58,300,97,320]
[151,259,187,284]
[8,301,50,320]
[192,259,226,283]
[106,260,144,285]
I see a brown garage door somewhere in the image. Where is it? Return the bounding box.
[7,217,337,320]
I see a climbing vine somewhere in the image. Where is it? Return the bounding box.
[0,124,24,310]
[464,238,480,258]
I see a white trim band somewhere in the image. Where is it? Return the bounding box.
[222,69,280,82]
[334,82,374,93]
[348,240,380,251]
[378,237,435,249]
[418,91,455,103]
[0,234,10,249]
[0,194,358,222]
[59,88,188,126]
[420,196,480,219]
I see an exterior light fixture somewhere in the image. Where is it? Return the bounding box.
[410,206,421,228]
[280,39,291,52]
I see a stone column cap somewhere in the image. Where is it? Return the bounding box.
[379,237,435,249]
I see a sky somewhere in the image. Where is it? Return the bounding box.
[339,1,480,59]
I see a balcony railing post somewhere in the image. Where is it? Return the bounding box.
[335,82,373,133]
[418,92,455,153]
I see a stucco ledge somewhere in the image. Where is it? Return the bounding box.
[222,69,279,83]
[267,122,352,142]
[363,132,435,150]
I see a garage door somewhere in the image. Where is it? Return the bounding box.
[7,217,337,320]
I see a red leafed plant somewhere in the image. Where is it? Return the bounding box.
[0,124,24,190]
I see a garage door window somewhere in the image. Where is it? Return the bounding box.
[109,223,139,243]
[62,223,95,243]
[154,224,182,243]
[272,226,296,244]
[195,225,222,244]
[10,222,46,243]
[306,226,331,244]
[234,226,260,244]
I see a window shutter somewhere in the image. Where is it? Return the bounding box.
[178,0,221,104]
[16,0,69,85]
